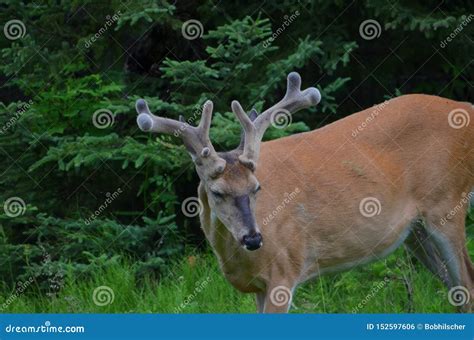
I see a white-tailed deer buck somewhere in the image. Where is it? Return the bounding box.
[135,72,473,313]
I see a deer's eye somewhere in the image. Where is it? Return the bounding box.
[211,190,224,199]
[254,185,261,194]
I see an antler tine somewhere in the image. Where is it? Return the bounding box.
[232,100,255,131]
[232,101,259,170]
[285,71,302,98]
[232,108,258,151]
[136,98,186,134]
[198,100,214,141]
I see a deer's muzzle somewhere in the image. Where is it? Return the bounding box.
[242,232,263,251]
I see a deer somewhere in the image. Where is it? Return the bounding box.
[135,72,474,313]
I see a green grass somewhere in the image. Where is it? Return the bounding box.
[0,247,460,313]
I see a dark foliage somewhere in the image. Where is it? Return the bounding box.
[0,0,472,288]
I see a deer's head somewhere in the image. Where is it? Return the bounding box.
[136,72,320,251]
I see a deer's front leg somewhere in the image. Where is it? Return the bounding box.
[262,284,295,313]
[255,292,265,313]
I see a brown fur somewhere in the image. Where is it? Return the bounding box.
[199,94,474,313]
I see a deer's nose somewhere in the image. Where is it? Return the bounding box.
[242,233,263,251]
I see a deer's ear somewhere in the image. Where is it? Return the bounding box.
[248,108,258,122]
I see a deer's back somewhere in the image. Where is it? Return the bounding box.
[258,94,474,198]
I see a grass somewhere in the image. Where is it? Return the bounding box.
[0,246,462,313]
